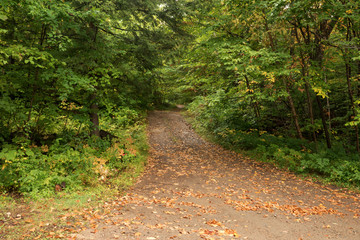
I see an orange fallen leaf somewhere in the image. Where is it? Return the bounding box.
[224,228,239,236]
[206,219,222,227]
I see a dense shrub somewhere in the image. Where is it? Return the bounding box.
[187,92,360,187]
[0,109,146,199]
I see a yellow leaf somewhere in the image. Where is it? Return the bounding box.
[25,219,33,223]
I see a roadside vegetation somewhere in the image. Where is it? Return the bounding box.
[0,112,149,239]
[159,0,360,189]
[0,0,188,238]
[2,0,360,238]
[185,94,360,189]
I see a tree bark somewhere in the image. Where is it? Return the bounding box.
[282,77,303,139]
[304,81,317,146]
[89,25,101,137]
[27,24,47,124]
[315,95,331,149]
[294,27,318,146]
[90,93,100,137]
[345,61,360,152]
[304,18,336,149]
[344,19,360,153]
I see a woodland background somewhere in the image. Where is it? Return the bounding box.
[1,0,360,199]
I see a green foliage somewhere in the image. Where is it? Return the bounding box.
[0,145,84,198]
[0,109,147,199]
[256,143,360,186]
[0,0,190,198]
[187,91,360,187]
[101,107,143,129]
[188,90,254,133]
[158,0,360,189]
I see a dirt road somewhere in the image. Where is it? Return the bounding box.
[76,110,360,240]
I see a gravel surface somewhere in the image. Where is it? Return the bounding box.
[76,110,360,240]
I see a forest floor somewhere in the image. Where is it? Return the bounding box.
[75,110,360,240]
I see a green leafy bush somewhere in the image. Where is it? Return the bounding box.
[187,93,360,187]
[0,107,146,199]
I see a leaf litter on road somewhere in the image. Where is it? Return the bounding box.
[69,111,360,240]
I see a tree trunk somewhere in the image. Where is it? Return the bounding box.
[295,27,317,146]
[345,61,360,153]
[89,25,100,138]
[27,24,47,125]
[315,96,331,149]
[344,19,360,153]
[304,19,336,149]
[323,69,331,131]
[304,81,317,147]
[310,44,332,149]
[90,93,100,137]
[357,60,360,97]
[282,77,303,139]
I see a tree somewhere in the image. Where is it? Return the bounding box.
[0,0,190,144]
[168,0,360,153]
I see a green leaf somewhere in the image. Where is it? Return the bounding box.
[0,14,8,21]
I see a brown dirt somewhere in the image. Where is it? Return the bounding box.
[75,110,360,240]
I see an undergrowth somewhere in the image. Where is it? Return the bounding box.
[186,93,360,189]
[0,108,147,199]
[0,108,149,239]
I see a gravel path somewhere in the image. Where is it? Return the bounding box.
[76,110,360,240]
